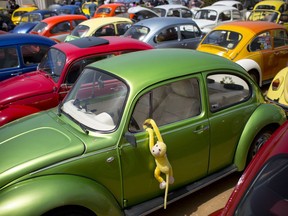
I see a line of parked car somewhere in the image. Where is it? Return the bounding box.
[1,0,288,215]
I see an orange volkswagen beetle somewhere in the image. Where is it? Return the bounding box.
[197,21,288,86]
[93,3,128,18]
[30,14,87,42]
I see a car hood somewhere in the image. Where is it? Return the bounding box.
[0,72,55,105]
[0,111,85,188]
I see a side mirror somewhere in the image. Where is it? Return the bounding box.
[125,132,137,147]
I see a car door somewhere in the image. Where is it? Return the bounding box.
[120,75,210,206]
[205,72,256,174]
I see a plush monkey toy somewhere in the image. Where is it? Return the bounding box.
[143,119,174,209]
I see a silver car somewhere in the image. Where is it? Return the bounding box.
[123,17,204,49]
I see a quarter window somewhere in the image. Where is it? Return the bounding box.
[129,78,201,131]
[207,74,250,112]
[273,29,288,47]
[249,32,271,51]
[180,24,201,39]
[0,47,19,69]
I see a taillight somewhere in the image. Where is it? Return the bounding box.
[272,78,281,91]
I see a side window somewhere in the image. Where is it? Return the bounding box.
[219,12,230,21]
[116,23,131,35]
[273,29,288,47]
[94,24,115,36]
[155,27,178,43]
[180,24,201,39]
[207,74,250,112]
[249,32,271,51]
[181,9,193,18]
[129,78,201,131]
[51,21,70,34]
[0,47,19,69]
[21,44,50,65]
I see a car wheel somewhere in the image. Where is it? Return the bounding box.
[247,129,273,165]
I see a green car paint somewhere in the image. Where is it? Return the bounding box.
[0,49,286,216]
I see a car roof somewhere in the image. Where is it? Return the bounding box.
[199,5,239,12]
[0,33,56,46]
[41,14,87,23]
[134,17,197,27]
[214,20,286,33]
[255,0,285,7]
[23,9,56,15]
[53,36,152,60]
[79,17,132,27]
[88,48,246,93]
[98,3,125,8]
[212,0,242,6]
[154,4,190,9]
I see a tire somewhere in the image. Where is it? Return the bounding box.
[247,129,273,165]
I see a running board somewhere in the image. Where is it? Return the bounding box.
[124,165,238,216]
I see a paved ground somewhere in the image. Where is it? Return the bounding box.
[148,172,242,216]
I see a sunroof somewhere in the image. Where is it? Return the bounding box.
[67,37,109,48]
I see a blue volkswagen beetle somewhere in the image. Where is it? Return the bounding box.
[0,33,56,81]
[11,10,58,34]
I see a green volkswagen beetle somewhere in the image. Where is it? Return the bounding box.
[0,49,286,216]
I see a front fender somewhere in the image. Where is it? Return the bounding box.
[234,103,286,171]
[0,175,122,216]
[235,59,262,84]
[0,105,40,126]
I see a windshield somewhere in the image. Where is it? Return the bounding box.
[194,9,217,20]
[123,25,149,41]
[61,68,128,132]
[71,24,89,37]
[38,48,66,82]
[202,30,242,49]
[248,10,279,22]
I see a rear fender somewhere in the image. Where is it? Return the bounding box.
[0,175,122,216]
[234,103,286,171]
[236,59,262,85]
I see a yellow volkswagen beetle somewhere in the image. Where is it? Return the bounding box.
[253,0,288,13]
[197,21,288,86]
[11,5,38,25]
[65,17,132,41]
[266,67,288,114]
[82,1,99,17]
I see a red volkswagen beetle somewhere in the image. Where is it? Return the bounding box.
[0,36,153,126]
[210,120,288,216]
[30,14,88,42]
